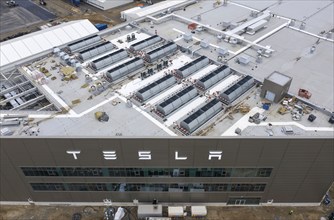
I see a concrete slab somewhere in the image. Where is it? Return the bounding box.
[35,98,171,136]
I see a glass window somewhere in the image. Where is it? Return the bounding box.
[22,167,272,178]
[30,183,266,192]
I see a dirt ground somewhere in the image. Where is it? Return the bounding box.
[0,202,333,220]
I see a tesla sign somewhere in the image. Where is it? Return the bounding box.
[66,150,223,161]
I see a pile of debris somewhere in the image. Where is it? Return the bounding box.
[249,112,267,124]
[278,96,315,121]
[95,112,109,122]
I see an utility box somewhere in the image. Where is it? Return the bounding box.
[137,205,162,219]
[168,206,184,217]
[200,39,210,48]
[183,33,193,42]
[218,47,229,56]
[191,206,207,217]
[260,71,292,103]
[95,23,108,31]
[237,55,250,65]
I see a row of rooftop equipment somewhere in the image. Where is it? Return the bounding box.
[66,34,178,83]
[64,34,255,135]
[133,55,255,135]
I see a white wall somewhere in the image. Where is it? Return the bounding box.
[85,0,133,10]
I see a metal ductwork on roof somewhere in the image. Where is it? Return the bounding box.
[196,65,231,91]
[129,35,161,52]
[78,42,114,61]
[175,56,209,79]
[91,49,128,71]
[104,57,144,82]
[143,42,178,63]
[219,75,254,105]
[180,99,223,134]
[156,86,197,117]
[135,74,176,102]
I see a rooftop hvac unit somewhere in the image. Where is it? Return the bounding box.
[53,47,60,54]
[218,47,228,56]
[75,63,82,71]
[200,40,210,48]
[70,59,76,66]
[230,22,238,29]
[222,21,231,28]
[229,38,238,45]
[326,32,332,38]
[237,55,250,65]
[63,54,70,60]
[180,99,222,133]
[59,51,65,57]
[183,33,193,42]
[176,56,210,79]
[217,34,223,42]
[282,126,294,134]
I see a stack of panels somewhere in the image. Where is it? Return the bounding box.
[180,99,222,133]
[104,57,144,82]
[196,65,231,90]
[78,41,114,61]
[135,75,176,102]
[219,75,254,104]
[144,42,177,63]
[91,49,128,71]
[156,86,197,116]
[175,56,209,78]
[68,35,101,52]
[129,35,161,52]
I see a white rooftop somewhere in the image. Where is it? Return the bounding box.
[0,19,98,68]
[0,1,333,137]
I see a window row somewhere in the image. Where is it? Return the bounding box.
[30,183,266,192]
[22,167,272,177]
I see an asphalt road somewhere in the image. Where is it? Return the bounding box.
[14,0,56,20]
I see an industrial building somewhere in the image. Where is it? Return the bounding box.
[83,0,133,10]
[1,137,333,204]
[0,0,333,206]
[260,71,293,103]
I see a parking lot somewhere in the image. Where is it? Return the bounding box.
[0,0,55,37]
